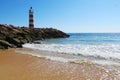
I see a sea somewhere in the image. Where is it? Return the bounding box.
[23,33,120,66]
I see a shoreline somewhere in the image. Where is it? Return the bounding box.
[0,48,119,80]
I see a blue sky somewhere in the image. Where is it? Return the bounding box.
[0,0,120,33]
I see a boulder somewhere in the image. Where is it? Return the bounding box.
[0,40,12,49]
[5,37,23,48]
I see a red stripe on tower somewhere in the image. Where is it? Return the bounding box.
[29,7,34,29]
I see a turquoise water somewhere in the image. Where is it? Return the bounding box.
[23,33,120,65]
[42,33,120,44]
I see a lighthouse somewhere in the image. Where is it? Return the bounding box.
[29,7,34,29]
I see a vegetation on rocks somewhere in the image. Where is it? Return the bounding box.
[0,40,12,49]
[0,24,70,49]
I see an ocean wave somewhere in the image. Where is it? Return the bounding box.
[23,43,120,61]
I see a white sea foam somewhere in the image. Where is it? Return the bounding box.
[46,56,69,62]
[23,43,120,61]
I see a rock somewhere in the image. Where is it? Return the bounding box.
[6,37,23,48]
[0,40,12,49]
[0,24,70,49]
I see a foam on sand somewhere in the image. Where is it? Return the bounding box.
[23,43,120,65]
[16,49,120,80]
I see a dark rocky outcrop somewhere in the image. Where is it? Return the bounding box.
[0,40,12,49]
[0,24,70,49]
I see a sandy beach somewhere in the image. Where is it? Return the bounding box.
[0,48,119,80]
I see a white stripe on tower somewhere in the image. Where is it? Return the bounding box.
[29,7,34,29]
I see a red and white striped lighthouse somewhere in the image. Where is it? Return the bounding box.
[29,7,34,29]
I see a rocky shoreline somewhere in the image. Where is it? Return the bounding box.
[0,24,69,49]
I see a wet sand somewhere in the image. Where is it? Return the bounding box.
[0,48,118,80]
